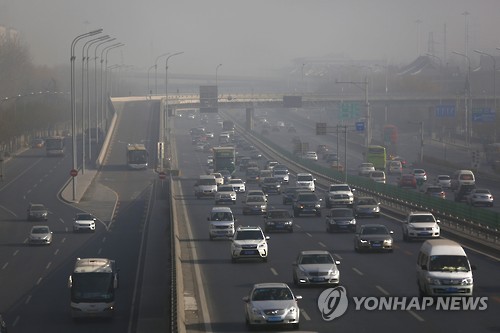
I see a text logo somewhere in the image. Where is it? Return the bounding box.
[317,286,349,321]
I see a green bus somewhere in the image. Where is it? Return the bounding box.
[366,145,387,170]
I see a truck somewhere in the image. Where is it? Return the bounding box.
[212,146,236,174]
[68,258,119,318]
[222,120,235,132]
[45,136,65,157]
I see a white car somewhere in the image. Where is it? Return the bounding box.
[303,151,318,161]
[369,170,386,184]
[292,250,340,286]
[402,211,440,241]
[295,173,316,191]
[412,168,427,182]
[229,178,246,192]
[215,185,237,205]
[435,174,451,189]
[324,183,354,208]
[211,172,224,186]
[29,225,53,245]
[358,163,375,176]
[466,188,494,207]
[73,213,96,232]
[243,283,301,330]
[208,206,235,240]
[231,226,269,262]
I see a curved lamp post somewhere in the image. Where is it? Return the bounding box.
[100,43,124,135]
[94,38,116,145]
[452,51,472,147]
[70,28,102,200]
[155,53,170,95]
[161,51,184,171]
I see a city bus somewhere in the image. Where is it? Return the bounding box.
[45,136,65,157]
[68,258,119,318]
[126,143,148,169]
[212,146,236,174]
[366,145,387,170]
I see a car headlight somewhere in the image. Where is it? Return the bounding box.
[315,203,321,208]
[350,219,356,225]
[251,307,264,315]
[407,224,415,229]
[426,277,441,285]
[258,242,267,248]
[461,278,473,285]
[287,306,297,313]
[359,239,368,244]
[384,239,393,245]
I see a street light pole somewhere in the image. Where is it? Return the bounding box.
[162,52,184,172]
[216,63,222,101]
[147,64,155,96]
[70,29,102,201]
[453,51,472,146]
[94,38,116,146]
[155,53,170,96]
[100,43,124,134]
[475,49,497,141]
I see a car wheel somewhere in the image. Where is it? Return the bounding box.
[262,257,268,263]
[402,231,408,241]
[327,225,332,233]
[316,211,322,217]
[292,322,300,330]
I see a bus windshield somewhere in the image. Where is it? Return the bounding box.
[71,273,115,302]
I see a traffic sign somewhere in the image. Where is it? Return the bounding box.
[472,108,495,122]
[159,171,167,180]
[435,105,455,117]
[339,102,360,119]
[355,122,365,132]
[70,169,78,177]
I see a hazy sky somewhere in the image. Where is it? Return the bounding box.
[1,0,499,76]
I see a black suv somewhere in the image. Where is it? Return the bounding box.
[264,209,294,232]
[454,184,476,202]
[293,192,322,217]
[261,177,282,194]
[27,203,48,221]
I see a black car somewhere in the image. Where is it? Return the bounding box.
[27,203,48,221]
[261,177,282,195]
[293,192,322,217]
[325,208,356,233]
[282,187,302,204]
[264,209,293,232]
[0,313,6,333]
[454,184,476,202]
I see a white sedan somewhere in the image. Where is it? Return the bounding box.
[229,178,246,192]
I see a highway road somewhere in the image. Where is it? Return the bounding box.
[173,109,500,332]
[1,99,499,332]
[0,100,170,332]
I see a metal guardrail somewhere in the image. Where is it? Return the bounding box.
[223,112,500,252]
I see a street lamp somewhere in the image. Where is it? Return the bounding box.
[475,49,497,141]
[100,43,124,133]
[161,51,184,172]
[94,38,116,145]
[70,28,102,201]
[86,35,109,163]
[452,51,472,147]
[155,53,170,96]
[216,63,222,86]
[147,64,155,96]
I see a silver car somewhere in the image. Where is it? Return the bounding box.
[292,250,340,286]
[29,225,53,245]
[354,224,394,252]
[466,188,494,207]
[243,282,301,330]
[73,213,96,232]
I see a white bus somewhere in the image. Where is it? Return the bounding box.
[126,143,148,169]
[68,258,119,318]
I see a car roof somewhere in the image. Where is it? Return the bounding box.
[236,225,262,231]
[360,223,387,229]
[252,282,289,289]
[299,250,331,256]
[211,206,233,213]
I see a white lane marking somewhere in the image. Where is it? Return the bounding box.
[2,262,8,270]
[352,267,364,276]
[318,241,327,248]
[0,204,18,218]
[54,249,59,255]
[270,268,278,276]
[376,285,390,296]
[25,295,31,304]
[301,309,311,321]
[61,238,66,243]
[59,218,65,224]
[46,262,52,270]
[97,248,102,255]
[102,237,106,243]
[36,277,42,285]
[12,315,20,327]
[305,232,312,237]
[13,250,19,256]
[408,310,425,322]
[333,253,343,260]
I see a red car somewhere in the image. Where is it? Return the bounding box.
[398,174,417,188]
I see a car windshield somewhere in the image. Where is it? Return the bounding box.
[218,186,234,192]
[31,205,46,211]
[32,227,49,234]
[361,226,388,235]
[438,176,450,180]
[199,179,216,185]
[235,230,264,240]
[297,175,313,181]
[475,189,490,194]
[330,185,350,191]
[264,178,278,184]
[76,214,93,220]
[267,211,290,219]
[230,180,243,184]
[429,255,471,272]
[298,194,318,201]
[211,212,233,221]
[246,196,265,203]
[252,287,293,301]
[409,214,435,223]
[299,254,333,265]
[274,170,286,175]
[357,198,377,205]
[331,209,353,217]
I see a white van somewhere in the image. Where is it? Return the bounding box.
[194,174,218,198]
[296,173,316,191]
[451,170,475,191]
[387,160,402,175]
[208,207,236,240]
[416,239,476,297]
